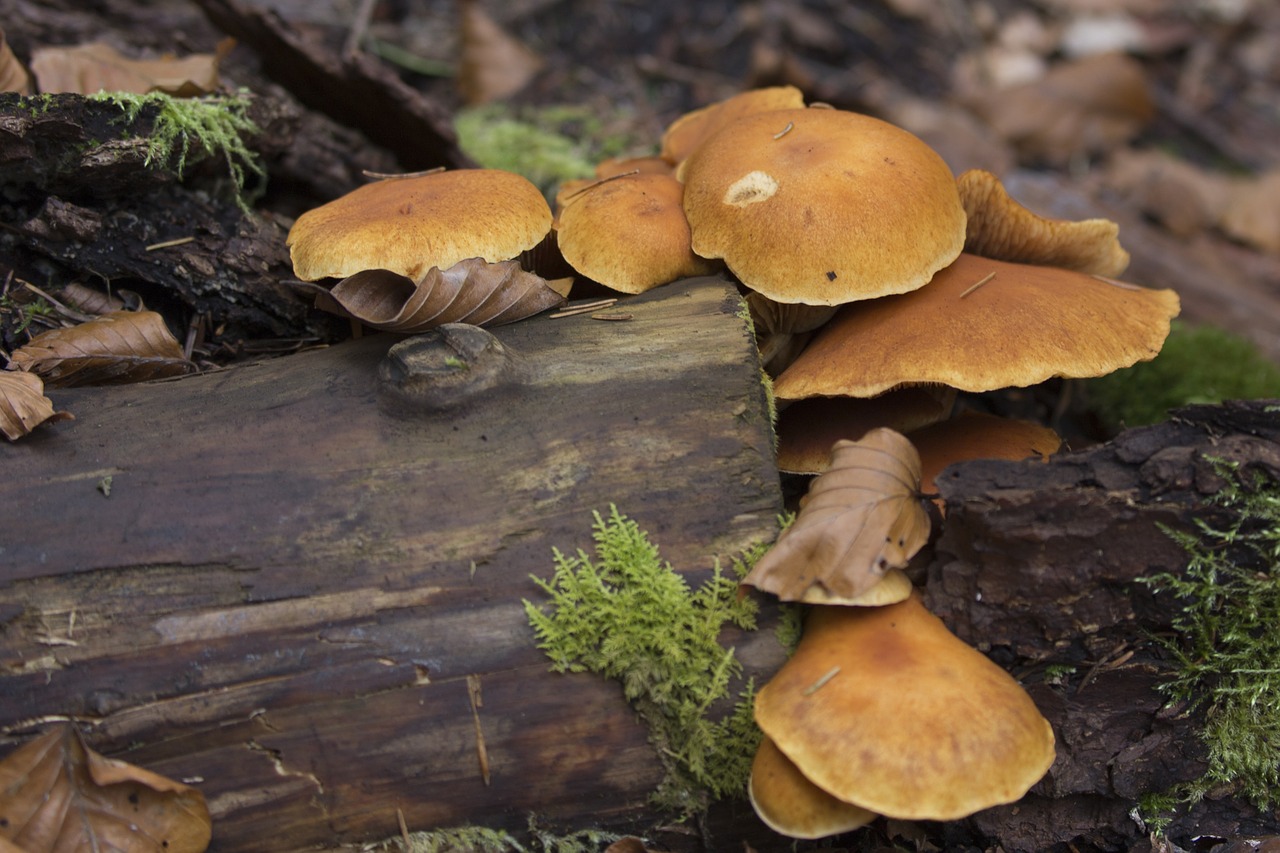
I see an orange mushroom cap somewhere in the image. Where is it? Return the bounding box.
[958,169,1130,277]
[287,169,553,282]
[680,107,966,306]
[556,173,718,293]
[660,85,806,167]
[773,252,1180,400]
[754,596,1056,821]
[749,734,877,839]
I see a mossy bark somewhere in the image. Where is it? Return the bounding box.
[924,399,1280,852]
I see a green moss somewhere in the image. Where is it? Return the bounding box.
[391,819,622,853]
[90,89,265,212]
[523,507,768,814]
[455,104,649,199]
[1140,457,1280,809]
[1088,321,1280,429]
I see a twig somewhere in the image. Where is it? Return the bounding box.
[958,271,996,298]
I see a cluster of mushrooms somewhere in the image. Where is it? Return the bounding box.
[282,85,1181,840]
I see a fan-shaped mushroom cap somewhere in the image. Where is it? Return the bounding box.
[754,596,1056,821]
[660,85,806,166]
[749,735,877,839]
[287,169,553,282]
[773,252,1180,400]
[681,107,967,306]
[556,173,718,293]
[958,169,1130,276]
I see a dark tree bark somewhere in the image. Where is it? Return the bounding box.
[925,400,1280,853]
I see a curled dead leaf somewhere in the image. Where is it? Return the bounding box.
[322,257,568,333]
[457,0,543,105]
[0,723,211,853]
[0,372,73,441]
[0,28,32,95]
[30,39,232,96]
[10,310,194,387]
[743,428,931,602]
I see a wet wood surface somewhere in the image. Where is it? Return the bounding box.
[0,276,785,851]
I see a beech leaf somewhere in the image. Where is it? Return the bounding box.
[0,372,73,441]
[0,723,211,853]
[9,310,194,387]
[743,428,931,602]
[457,0,543,105]
[323,257,567,333]
[0,28,32,95]
[29,40,231,97]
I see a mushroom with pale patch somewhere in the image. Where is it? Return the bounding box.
[680,106,967,307]
[754,594,1056,823]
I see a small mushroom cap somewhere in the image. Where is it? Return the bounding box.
[681,107,967,306]
[660,85,806,166]
[749,735,878,839]
[773,252,1181,400]
[776,388,956,475]
[958,169,1130,277]
[556,173,718,293]
[755,596,1056,821]
[287,169,553,282]
[912,411,1061,497]
[797,567,913,607]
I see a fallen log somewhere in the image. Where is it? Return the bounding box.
[0,277,785,851]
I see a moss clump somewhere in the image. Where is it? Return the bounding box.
[454,104,648,200]
[1141,457,1280,809]
[391,820,622,853]
[523,507,766,814]
[1088,321,1280,429]
[91,89,265,212]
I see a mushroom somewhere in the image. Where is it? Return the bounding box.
[754,595,1056,822]
[748,734,877,839]
[911,410,1062,500]
[555,172,718,294]
[680,106,967,307]
[775,387,956,476]
[660,85,806,167]
[772,252,1180,401]
[286,169,553,282]
[957,169,1130,276]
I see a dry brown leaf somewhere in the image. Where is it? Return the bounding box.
[0,28,32,95]
[10,310,194,387]
[0,724,211,853]
[457,0,543,105]
[967,53,1154,166]
[0,372,73,441]
[30,39,232,96]
[743,428,931,602]
[323,257,567,333]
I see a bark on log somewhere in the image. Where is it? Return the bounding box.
[925,400,1280,853]
[0,277,785,851]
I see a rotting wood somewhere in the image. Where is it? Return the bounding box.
[924,399,1280,852]
[0,276,784,851]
